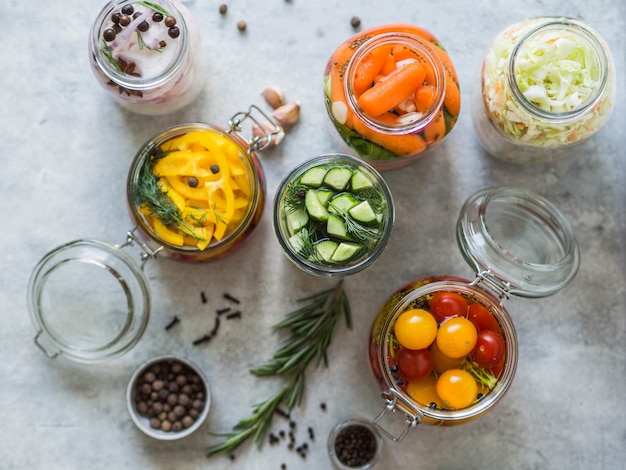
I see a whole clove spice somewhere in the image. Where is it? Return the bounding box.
[192,334,212,346]
[165,316,180,330]
[226,311,241,320]
[223,292,241,304]
[201,291,207,304]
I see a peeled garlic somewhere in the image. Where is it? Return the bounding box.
[261,86,286,109]
[272,102,300,128]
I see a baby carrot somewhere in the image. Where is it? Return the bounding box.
[358,62,426,117]
[423,109,446,146]
[415,84,436,113]
[353,45,392,96]
[429,45,461,116]
[392,45,437,87]
[353,113,428,156]
[328,39,358,128]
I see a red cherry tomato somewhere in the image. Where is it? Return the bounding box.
[397,348,433,380]
[429,292,468,322]
[471,330,505,367]
[467,303,501,334]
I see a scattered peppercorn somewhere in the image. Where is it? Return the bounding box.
[168,26,180,39]
[237,20,247,31]
[320,402,327,411]
[200,291,207,303]
[219,4,227,15]
[350,16,361,28]
[216,307,231,315]
[333,424,377,468]
[103,28,117,42]
[137,20,150,32]
[121,4,134,15]
[134,359,205,433]
[226,311,241,320]
[152,12,164,22]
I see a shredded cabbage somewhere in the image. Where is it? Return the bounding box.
[481,18,615,148]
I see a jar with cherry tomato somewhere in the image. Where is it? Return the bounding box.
[323,24,461,171]
[367,187,580,441]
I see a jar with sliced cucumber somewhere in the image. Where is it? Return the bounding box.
[273,154,394,277]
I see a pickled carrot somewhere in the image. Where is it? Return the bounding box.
[415,84,436,113]
[392,45,437,85]
[358,62,425,117]
[423,109,446,146]
[353,113,428,156]
[429,45,461,116]
[353,45,392,95]
[380,50,397,75]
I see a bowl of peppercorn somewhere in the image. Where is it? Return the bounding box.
[328,417,383,469]
[126,355,211,440]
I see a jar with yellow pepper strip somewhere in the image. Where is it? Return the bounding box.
[127,117,276,262]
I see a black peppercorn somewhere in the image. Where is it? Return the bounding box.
[164,15,177,27]
[210,164,220,174]
[119,14,131,26]
[351,16,361,28]
[219,4,227,15]
[187,176,199,187]
[121,4,134,15]
[111,12,121,24]
[152,12,164,22]
[168,26,180,39]
[333,423,378,468]
[137,21,149,32]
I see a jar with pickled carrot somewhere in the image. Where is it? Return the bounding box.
[127,114,279,262]
[323,24,461,171]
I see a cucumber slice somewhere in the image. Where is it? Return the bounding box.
[323,167,353,191]
[348,200,378,224]
[330,242,362,262]
[288,232,305,252]
[286,207,309,235]
[305,189,329,222]
[300,167,327,187]
[350,170,374,191]
[326,214,350,240]
[328,193,359,214]
[314,239,338,262]
[316,188,335,206]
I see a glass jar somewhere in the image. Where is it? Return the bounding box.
[328,417,384,469]
[472,17,616,163]
[89,0,205,115]
[273,154,394,277]
[27,106,282,362]
[367,187,580,440]
[323,24,461,171]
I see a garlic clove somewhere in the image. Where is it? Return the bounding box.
[272,101,300,128]
[252,121,285,147]
[261,86,286,109]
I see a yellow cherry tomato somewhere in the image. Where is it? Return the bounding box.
[436,369,478,409]
[406,375,444,408]
[394,309,438,350]
[429,340,464,374]
[436,317,478,359]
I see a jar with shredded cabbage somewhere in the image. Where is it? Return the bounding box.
[472,17,615,163]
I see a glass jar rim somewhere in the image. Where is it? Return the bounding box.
[344,32,446,135]
[272,153,395,277]
[127,122,262,255]
[507,17,610,122]
[457,187,580,298]
[28,239,151,363]
[377,280,518,423]
[90,0,189,90]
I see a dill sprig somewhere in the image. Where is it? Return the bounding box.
[206,281,352,457]
[328,202,381,250]
[283,183,309,213]
[356,187,385,213]
[132,147,203,241]
[292,227,322,262]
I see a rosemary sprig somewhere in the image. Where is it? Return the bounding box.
[206,281,352,457]
[139,0,170,17]
[99,39,122,72]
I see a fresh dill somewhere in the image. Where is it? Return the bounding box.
[206,282,352,457]
[283,183,308,213]
[328,202,381,249]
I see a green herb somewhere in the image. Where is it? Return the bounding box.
[206,281,352,457]
[136,30,164,53]
[329,203,381,250]
[138,0,170,17]
[292,227,322,262]
[132,148,204,241]
[462,358,498,390]
[283,183,308,213]
[99,40,122,72]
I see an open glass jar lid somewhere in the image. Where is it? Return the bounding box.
[456,187,580,299]
[28,238,151,363]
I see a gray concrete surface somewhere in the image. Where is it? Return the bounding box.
[1,0,624,469]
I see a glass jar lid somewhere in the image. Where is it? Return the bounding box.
[456,187,580,298]
[28,239,151,363]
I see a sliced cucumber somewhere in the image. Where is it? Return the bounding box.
[330,242,362,262]
[316,188,335,206]
[286,207,309,235]
[314,239,338,262]
[305,189,329,222]
[288,232,305,252]
[328,193,359,214]
[348,200,378,224]
[300,167,327,187]
[326,214,350,240]
[350,170,374,191]
[323,167,353,191]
